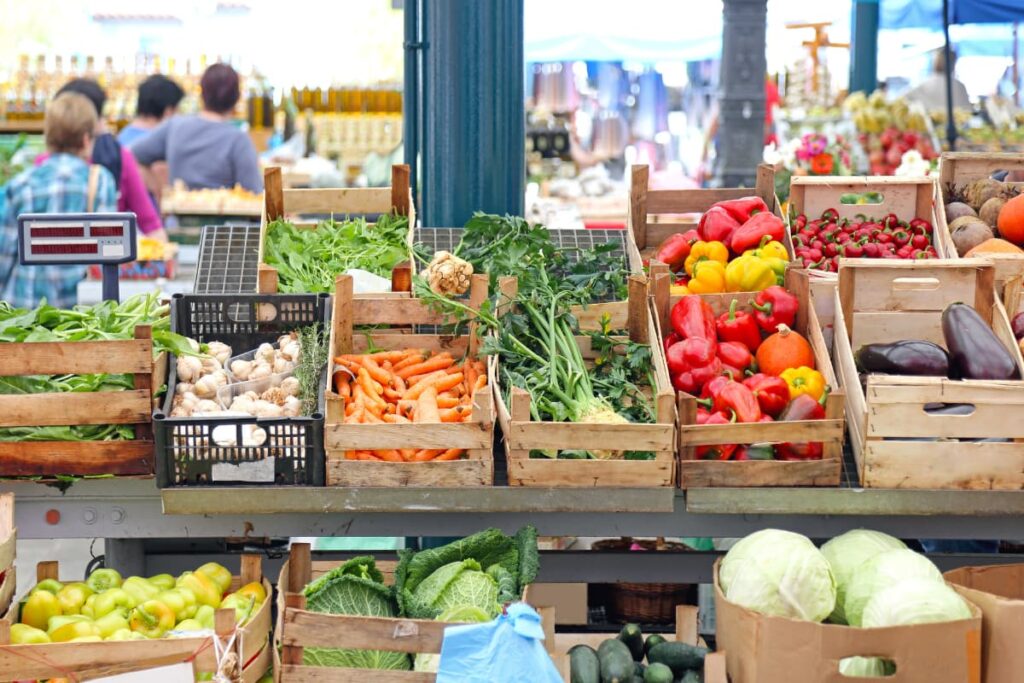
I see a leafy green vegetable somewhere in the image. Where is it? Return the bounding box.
[295,324,329,415]
[264,214,420,293]
[395,526,539,620]
[302,556,411,671]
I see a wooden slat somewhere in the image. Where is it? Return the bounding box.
[282,187,392,215]
[507,458,674,488]
[351,297,446,326]
[391,164,411,216]
[679,458,841,488]
[265,166,285,221]
[507,422,674,451]
[0,390,151,427]
[0,339,152,375]
[570,301,628,332]
[283,611,450,652]
[863,441,1024,490]
[0,440,153,476]
[281,665,436,683]
[678,419,843,445]
[325,421,492,450]
[629,165,649,249]
[645,187,751,214]
[0,494,12,573]
[352,334,470,355]
[326,458,493,487]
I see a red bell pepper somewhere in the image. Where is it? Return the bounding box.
[730,212,786,254]
[716,299,762,351]
[697,206,742,244]
[750,286,799,332]
[712,196,769,223]
[776,393,827,460]
[735,442,775,460]
[654,230,700,272]
[667,338,721,395]
[718,381,762,423]
[670,296,717,345]
[663,332,681,355]
[695,411,738,460]
[717,341,755,374]
[742,373,790,417]
[696,407,712,424]
[698,374,734,413]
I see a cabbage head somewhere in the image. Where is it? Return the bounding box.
[720,529,836,622]
[302,556,410,671]
[839,656,895,678]
[821,529,906,624]
[843,549,942,627]
[412,559,501,618]
[861,577,972,628]
[413,606,492,673]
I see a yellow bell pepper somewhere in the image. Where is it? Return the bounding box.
[21,588,62,630]
[49,617,100,643]
[196,562,233,595]
[148,574,176,592]
[157,589,197,622]
[177,571,222,608]
[724,253,777,293]
[219,593,257,625]
[56,582,93,615]
[94,609,131,639]
[121,576,160,605]
[683,240,729,276]
[10,623,51,644]
[234,581,268,605]
[687,260,726,294]
[780,366,827,400]
[129,599,176,639]
[670,284,691,297]
[745,238,789,261]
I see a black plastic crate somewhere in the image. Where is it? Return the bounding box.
[154,293,329,487]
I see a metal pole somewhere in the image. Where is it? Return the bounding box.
[403,0,420,209]
[421,0,524,226]
[715,0,767,188]
[101,263,120,302]
[942,0,957,150]
[849,0,879,94]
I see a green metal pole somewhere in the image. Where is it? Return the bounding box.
[420,0,525,227]
[849,0,880,94]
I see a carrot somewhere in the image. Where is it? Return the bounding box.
[436,396,460,409]
[357,451,382,461]
[397,354,454,380]
[393,374,407,393]
[400,448,418,461]
[414,386,441,423]
[412,448,441,462]
[362,357,393,386]
[404,372,464,401]
[344,450,358,460]
[383,387,402,402]
[464,363,478,395]
[438,407,467,423]
[472,374,487,393]
[357,368,386,406]
[333,371,351,396]
[392,351,428,372]
[405,368,447,387]
[382,413,410,423]
[369,350,410,364]
[362,410,384,423]
[373,449,404,462]
[435,448,464,461]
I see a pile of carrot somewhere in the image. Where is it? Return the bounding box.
[332,348,488,463]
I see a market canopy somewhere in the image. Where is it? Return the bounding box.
[882,0,1024,27]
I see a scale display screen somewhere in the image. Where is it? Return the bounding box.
[17,213,137,265]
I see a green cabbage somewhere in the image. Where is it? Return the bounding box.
[396,526,539,620]
[720,529,836,622]
[861,578,972,628]
[839,656,895,677]
[843,549,942,627]
[413,606,492,673]
[302,556,411,671]
[821,529,906,624]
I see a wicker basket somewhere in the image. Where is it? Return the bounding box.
[590,537,696,624]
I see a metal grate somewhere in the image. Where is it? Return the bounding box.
[193,224,262,295]
[416,227,625,263]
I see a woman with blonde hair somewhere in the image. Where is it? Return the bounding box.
[0,92,117,308]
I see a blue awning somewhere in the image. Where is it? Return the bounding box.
[882,0,1024,28]
[953,0,1024,25]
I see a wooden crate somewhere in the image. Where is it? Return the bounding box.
[257,163,416,294]
[0,554,273,680]
[496,276,677,487]
[0,494,14,626]
[550,605,726,683]
[939,151,1024,284]
[834,258,1024,489]
[324,273,496,487]
[652,269,845,488]
[0,326,163,477]
[788,175,953,278]
[626,163,780,273]
[275,544,553,682]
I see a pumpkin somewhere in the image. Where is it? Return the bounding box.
[965,238,1024,256]
[997,194,1024,245]
[756,324,815,375]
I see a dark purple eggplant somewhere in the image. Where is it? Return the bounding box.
[1013,311,1024,341]
[941,302,1021,380]
[855,341,949,377]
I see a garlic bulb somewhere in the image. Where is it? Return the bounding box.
[170,405,191,417]
[272,356,291,374]
[282,395,302,417]
[194,371,228,399]
[175,382,194,396]
[229,396,257,414]
[200,355,222,374]
[194,399,223,414]
[280,377,300,397]
[187,337,200,353]
[177,355,203,384]
[206,341,232,366]
[281,341,301,362]
[230,359,253,381]
[262,387,288,405]
[257,343,275,362]
[249,363,273,380]
[252,400,284,418]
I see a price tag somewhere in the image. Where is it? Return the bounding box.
[18,213,137,265]
[92,662,193,683]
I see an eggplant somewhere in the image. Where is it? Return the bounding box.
[855,340,949,377]
[1013,311,1024,341]
[941,302,1021,380]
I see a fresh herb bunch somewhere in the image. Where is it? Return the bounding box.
[295,324,330,416]
[265,214,422,293]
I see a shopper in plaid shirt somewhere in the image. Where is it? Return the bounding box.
[0,92,116,309]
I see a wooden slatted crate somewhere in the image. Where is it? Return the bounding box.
[0,326,162,477]
[0,555,273,681]
[834,259,1024,489]
[324,273,496,487]
[0,494,14,629]
[275,544,554,682]
[938,151,1024,284]
[257,163,416,294]
[496,276,678,487]
[626,163,781,274]
[651,269,844,488]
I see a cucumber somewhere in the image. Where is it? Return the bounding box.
[644,634,667,660]
[619,623,645,661]
[647,642,708,677]
[569,644,601,683]
[679,671,703,683]
[634,662,646,677]
[598,638,635,683]
[644,662,674,683]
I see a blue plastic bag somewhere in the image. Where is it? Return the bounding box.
[435,603,562,683]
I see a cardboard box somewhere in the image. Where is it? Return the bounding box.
[714,560,982,683]
[528,583,588,625]
[945,564,1024,683]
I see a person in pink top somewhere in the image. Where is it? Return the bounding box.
[39,79,167,241]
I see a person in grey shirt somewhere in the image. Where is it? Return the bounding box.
[132,63,262,193]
